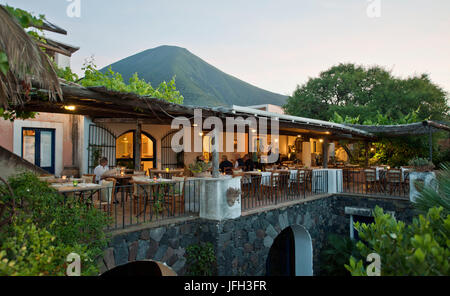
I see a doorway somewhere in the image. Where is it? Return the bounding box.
[116,130,156,172]
[22,128,56,174]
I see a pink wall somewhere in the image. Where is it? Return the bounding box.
[0,120,14,151]
[0,113,74,167]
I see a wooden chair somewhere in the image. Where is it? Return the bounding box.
[363,169,379,193]
[289,170,306,195]
[82,174,96,184]
[168,177,186,215]
[132,176,150,214]
[93,178,116,212]
[386,169,402,195]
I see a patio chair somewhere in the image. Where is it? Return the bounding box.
[93,178,116,212]
[289,170,306,196]
[167,176,186,215]
[82,174,95,184]
[386,169,402,195]
[363,169,380,193]
[132,176,150,214]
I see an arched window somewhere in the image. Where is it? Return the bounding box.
[116,130,156,171]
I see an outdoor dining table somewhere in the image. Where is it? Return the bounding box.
[131,178,177,217]
[149,169,184,179]
[50,182,104,203]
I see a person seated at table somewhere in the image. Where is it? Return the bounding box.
[219,155,234,174]
[94,157,109,183]
[243,154,255,172]
[234,154,244,169]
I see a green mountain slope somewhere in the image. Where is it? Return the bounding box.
[101,45,287,107]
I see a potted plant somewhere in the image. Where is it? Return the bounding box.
[407,157,435,172]
[188,161,212,178]
[407,157,437,203]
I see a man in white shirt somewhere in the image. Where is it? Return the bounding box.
[94,157,109,183]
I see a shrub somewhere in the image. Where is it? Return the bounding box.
[319,234,361,276]
[0,172,110,275]
[414,163,450,216]
[188,161,212,174]
[408,157,435,172]
[186,242,216,276]
[0,221,97,276]
[345,206,450,276]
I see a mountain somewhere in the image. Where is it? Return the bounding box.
[101,45,287,107]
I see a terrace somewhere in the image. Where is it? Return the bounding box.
[19,81,449,230]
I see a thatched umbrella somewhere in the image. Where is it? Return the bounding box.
[0,5,62,108]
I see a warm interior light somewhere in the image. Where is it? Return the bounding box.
[319,139,324,143]
[297,135,301,138]
[193,123,198,127]
[252,129,257,133]
[274,139,279,143]
[371,148,375,152]
[64,105,76,111]
[199,132,204,136]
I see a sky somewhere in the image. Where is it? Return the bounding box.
[2,0,450,97]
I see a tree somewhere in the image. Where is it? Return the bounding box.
[284,63,449,123]
[345,206,450,276]
[0,5,61,108]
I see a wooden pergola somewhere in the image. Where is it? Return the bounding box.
[347,121,450,162]
[15,81,379,173]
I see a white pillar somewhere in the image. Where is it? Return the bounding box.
[302,142,311,168]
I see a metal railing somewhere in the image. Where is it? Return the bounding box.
[240,170,329,211]
[59,179,202,230]
[342,168,410,198]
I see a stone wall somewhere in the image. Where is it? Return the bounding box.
[0,144,47,180]
[103,195,415,276]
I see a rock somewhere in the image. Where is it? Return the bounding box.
[279,212,289,230]
[128,241,139,262]
[146,239,159,259]
[171,257,187,273]
[103,248,115,270]
[263,236,274,248]
[162,247,175,263]
[140,230,150,240]
[154,244,169,261]
[265,224,278,239]
[137,240,149,261]
[256,229,265,239]
[150,227,166,242]
[114,241,128,266]
[168,238,180,249]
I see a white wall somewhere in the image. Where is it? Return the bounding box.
[291,225,313,276]
[12,120,64,176]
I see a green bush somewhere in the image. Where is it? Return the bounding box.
[319,234,361,276]
[0,172,111,275]
[0,221,97,276]
[345,206,450,276]
[186,242,216,276]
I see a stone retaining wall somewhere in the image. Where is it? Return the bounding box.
[102,195,415,276]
